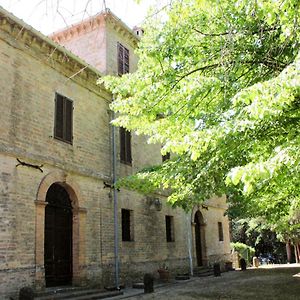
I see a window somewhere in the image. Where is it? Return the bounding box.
[162,152,170,162]
[118,43,129,75]
[120,127,132,164]
[122,209,133,241]
[54,93,73,144]
[165,215,175,242]
[218,222,224,241]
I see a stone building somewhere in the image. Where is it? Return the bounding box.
[0,7,231,299]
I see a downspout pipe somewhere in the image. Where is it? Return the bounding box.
[111,108,119,289]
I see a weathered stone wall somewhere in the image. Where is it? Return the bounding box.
[0,24,110,298]
[191,196,232,269]
[203,196,231,264]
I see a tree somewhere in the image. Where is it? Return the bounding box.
[102,0,300,228]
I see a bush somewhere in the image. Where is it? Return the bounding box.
[231,242,255,264]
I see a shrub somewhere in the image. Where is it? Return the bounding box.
[231,242,255,264]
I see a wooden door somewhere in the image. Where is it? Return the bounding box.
[45,184,72,287]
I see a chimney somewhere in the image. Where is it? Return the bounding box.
[133,26,144,37]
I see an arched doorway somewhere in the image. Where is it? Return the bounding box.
[194,211,206,266]
[44,183,73,287]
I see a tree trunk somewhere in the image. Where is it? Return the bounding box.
[286,240,292,263]
[294,244,299,263]
[296,243,300,263]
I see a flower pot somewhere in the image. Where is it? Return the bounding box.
[158,269,170,282]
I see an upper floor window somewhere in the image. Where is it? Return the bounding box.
[120,127,132,165]
[118,43,129,75]
[54,93,73,144]
[218,222,224,241]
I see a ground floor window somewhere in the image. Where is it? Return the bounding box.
[165,215,175,242]
[122,209,134,241]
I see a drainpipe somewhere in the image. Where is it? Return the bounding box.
[111,108,119,289]
[186,212,193,276]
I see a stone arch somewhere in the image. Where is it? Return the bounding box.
[35,170,87,289]
[36,170,83,208]
[192,209,207,266]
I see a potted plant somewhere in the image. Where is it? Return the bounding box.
[157,263,170,282]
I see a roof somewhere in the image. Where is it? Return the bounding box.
[50,8,139,45]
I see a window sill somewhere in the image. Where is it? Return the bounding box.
[53,136,73,145]
[120,160,132,166]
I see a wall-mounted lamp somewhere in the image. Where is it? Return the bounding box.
[202,204,209,210]
[148,197,162,211]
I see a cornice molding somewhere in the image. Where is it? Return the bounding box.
[50,10,139,47]
[51,14,104,43]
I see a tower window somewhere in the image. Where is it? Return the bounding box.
[118,43,129,75]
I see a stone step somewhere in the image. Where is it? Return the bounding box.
[175,275,190,280]
[193,270,214,277]
[132,282,144,289]
[34,288,122,300]
[35,286,85,298]
[193,267,214,277]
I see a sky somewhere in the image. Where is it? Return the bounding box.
[0,0,166,34]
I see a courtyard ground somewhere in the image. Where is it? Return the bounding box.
[112,264,300,300]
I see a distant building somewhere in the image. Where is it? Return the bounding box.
[0,7,231,299]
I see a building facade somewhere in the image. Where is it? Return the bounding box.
[0,7,231,299]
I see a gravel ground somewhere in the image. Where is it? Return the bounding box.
[121,264,300,300]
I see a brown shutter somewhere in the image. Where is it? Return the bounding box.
[120,127,126,162]
[65,98,73,143]
[118,43,129,75]
[126,130,132,163]
[54,94,64,139]
[54,93,73,144]
[124,47,129,74]
[118,43,124,75]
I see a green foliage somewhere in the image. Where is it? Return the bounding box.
[231,242,255,264]
[231,218,287,260]
[102,0,300,228]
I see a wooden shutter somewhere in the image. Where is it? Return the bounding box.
[54,93,73,144]
[120,127,132,164]
[118,43,129,75]
[118,43,124,75]
[120,127,126,162]
[65,98,73,143]
[54,94,64,139]
[126,130,132,163]
[124,47,129,74]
